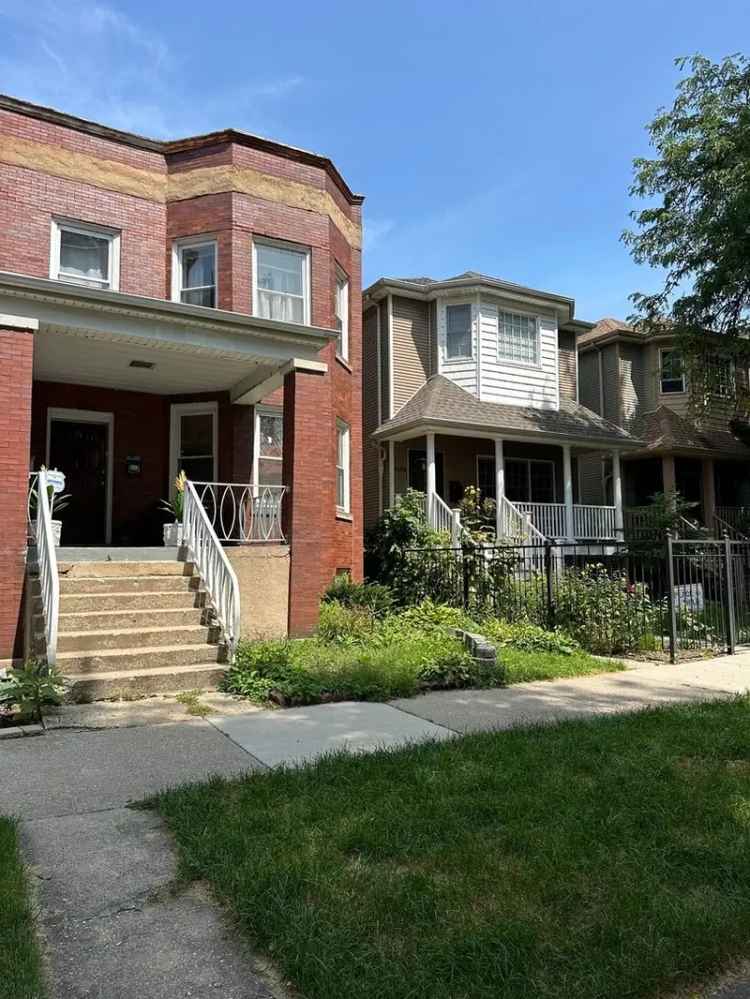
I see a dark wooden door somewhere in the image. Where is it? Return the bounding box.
[48,420,108,545]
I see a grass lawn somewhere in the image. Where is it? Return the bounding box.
[153,697,750,999]
[0,817,45,999]
[501,647,623,684]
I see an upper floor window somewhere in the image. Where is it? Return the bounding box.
[253,406,283,485]
[446,304,472,359]
[335,268,349,361]
[498,311,539,366]
[50,219,120,291]
[660,349,685,394]
[253,239,310,325]
[173,238,216,308]
[336,419,350,513]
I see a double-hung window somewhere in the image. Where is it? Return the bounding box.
[335,269,349,361]
[445,304,472,359]
[173,238,217,307]
[254,407,283,486]
[50,219,120,291]
[498,310,539,365]
[336,420,350,513]
[660,349,685,394]
[253,239,310,324]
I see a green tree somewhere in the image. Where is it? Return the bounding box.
[623,54,750,404]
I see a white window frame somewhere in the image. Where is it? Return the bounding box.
[169,401,219,490]
[171,236,218,307]
[659,347,686,395]
[336,419,351,514]
[252,404,283,487]
[497,309,541,368]
[444,302,474,361]
[252,236,311,325]
[335,267,350,361]
[50,218,121,291]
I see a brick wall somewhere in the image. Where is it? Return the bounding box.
[0,324,35,660]
[0,101,363,640]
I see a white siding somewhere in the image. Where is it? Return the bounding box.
[478,299,559,409]
[436,298,478,395]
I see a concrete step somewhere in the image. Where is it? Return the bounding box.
[58,561,195,578]
[56,624,217,654]
[55,575,199,596]
[57,643,225,676]
[58,590,206,613]
[66,663,226,703]
[55,607,209,632]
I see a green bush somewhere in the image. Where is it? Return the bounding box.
[322,575,394,617]
[0,659,64,725]
[481,619,580,655]
[365,489,447,592]
[553,564,657,655]
[317,601,377,644]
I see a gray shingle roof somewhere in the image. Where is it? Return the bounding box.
[373,375,639,446]
[628,406,750,456]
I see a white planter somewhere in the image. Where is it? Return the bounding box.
[163,522,184,547]
[31,520,62,547]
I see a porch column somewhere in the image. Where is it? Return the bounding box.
[702,457,716,529]
[282,366,333,636]
[563,444,574,539]
[426,432,436,524]
[494,437,504,538]
[388,441,395,508]
[612,450,624,538]
[662,454,677,505]
[0,317,37,661]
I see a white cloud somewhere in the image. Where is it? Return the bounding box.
[363,217,396,251]
[0,1,308,139]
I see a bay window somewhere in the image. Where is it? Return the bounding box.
[253,407,283,485]
[50,219,120,291]
[336,420,350,513]
[335,269,349,360]
[173,238,217,307]
[498,310,539,366]
[445,303,472,359]
[253,239,310,324]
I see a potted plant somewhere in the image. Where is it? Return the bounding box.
[28,471,70,547]
[160,470,187,546]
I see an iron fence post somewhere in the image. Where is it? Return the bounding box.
[665,530,678,663]
[544,541,555,631]
[461,542,471,612]
[724,532,737,655]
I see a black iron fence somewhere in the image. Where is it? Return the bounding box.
[399,534,750,660]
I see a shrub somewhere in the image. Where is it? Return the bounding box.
[0,659,65,726]
[365,490,446,591]
[317,601,376,644]
[322,575,394,618]
[553,564,657,655]
[481,619,580,655]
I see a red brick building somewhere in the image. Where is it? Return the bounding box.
[0,94,363,665]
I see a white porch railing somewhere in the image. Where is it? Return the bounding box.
[183,479,241,658]
[430,492,457,535]
[573,504,617,539]
[191,483,287,543]
[498,496,546,543]
[33,469,59,667]
[515,502,567,539]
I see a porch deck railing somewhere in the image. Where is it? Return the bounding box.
[498,496,546,543]
[717,506,750,531]
[183,479,241,658]
[573,504,617,540]
[515,502,567,539]
[33,469,60,667]
[191,482,287,543]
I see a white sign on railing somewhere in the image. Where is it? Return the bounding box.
[674,583,705,613]
[46,470,66,494]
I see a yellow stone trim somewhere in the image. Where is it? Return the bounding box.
[167,165,361,248]
[1,136,361,248]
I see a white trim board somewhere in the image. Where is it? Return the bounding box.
[45,407,114,545]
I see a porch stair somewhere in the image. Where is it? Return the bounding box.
[32,558,227,702]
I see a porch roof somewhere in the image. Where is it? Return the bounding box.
[627,406,750,458]
[0,271,332,401]
[373,374,641,448]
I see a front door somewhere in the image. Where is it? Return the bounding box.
[48,418,109,545]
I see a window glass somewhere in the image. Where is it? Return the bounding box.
[335,272,349,359]
[505,459,555,503]
[446,304,472,359]
[498,311,539,365]
[336,421,350,511]
[59,228,110,288]
[256,243,307,324]
[180,243,216,307]
[660,350,685,393]
[477,456,496,500]
[256,410,283,484]
[178,412,214,482]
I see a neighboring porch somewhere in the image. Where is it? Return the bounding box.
[385,432,624,541]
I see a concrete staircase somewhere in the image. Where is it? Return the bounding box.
[33,559,227,702]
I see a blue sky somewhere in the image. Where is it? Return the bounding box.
[1,0,747,320]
